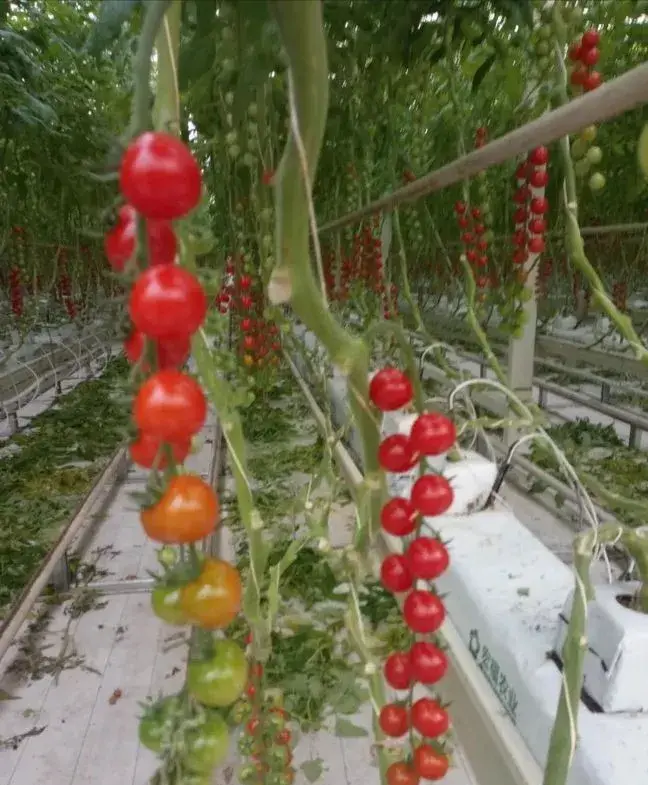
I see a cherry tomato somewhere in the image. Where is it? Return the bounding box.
[528,146,548,166]
[379,704,409,738]
[187,639,248,707]
[380,498,417,537]
[378,434,418,473]
[413,745,449,781]
[124,329,190,370]
[140,475,218,544]
[411,697,449,738]
[384,652,413,690]
[386,761,420,785]
[529,169,549,188]
[528,236,545,254]
[410,475,453,517]
[409,413,455,456]
[406,537,450,580]
[129,265,206,340]
[380,554,413,593]
[129,430,191,469]
[134,370,206,442]
[369,368,413,411]
[403,590,446,634]
[530,197,549,215]
[581,29,600,49]
[138,695,180,752]
[104,204,176,271]
[185,712,230,773]
[151,585,187,625]
[409,642,448,685]
[120,132,202,220]
[275,728,291,744]
[181,558,242,628]
[583,71,602,92]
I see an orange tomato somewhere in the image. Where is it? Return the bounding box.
[180,558,242,629]
[243,354,254,367]
[140,475,218,544]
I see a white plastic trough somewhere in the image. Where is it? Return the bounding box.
[292,324,648,785]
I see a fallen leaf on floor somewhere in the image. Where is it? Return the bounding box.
[108,688,123,705]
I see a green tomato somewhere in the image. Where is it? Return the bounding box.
[586,146,603,165]
[570,138,588,160]
[187,640,248,708]
[574,158,591,178]
[589,172,606,192]
[138,695,181,753]
[185,713,230,774]
[152,585,187,626]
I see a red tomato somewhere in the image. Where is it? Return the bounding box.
[411,697,449,738]
[581,46,599,67]
[413,745,449,781]
[410,475,453,517]
[239,275,252,290]
[129,430,191,469]
[129,266,207,340]
[406,537,450,580]
[380,498,417,537]
[386,762,419,785]
[529,218,546,234]
[124,329,190,370]
[409,413,455,456]
[530,197,549,215]
[528,146,548,166]
[369,368,413,412]
[528,236,545,254]
[567,43,582,62]
[528,169,549,188]
[581,29,600,49]
[380,554,413,593]
[409,641,448,685]
[378,704,409,738]
[403,590,446,634]
[120,132,202,220]
[583,71,602,91]
[378,435,418,473]
[384,652,412,691]
[104,204,176,271]
[134,370,206,442]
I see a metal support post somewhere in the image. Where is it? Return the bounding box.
[600,382,611,403]
[50,554,72,592]
[7,411,18,435]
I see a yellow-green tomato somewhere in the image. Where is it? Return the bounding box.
[187,640,248,708]
[151,585,187,626]
[589,172,606,192]
[185,712,230,773]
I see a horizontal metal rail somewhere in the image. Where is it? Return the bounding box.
[416,309,648,382]
[285,351,544,785]
[0,446,129,663]
[430,344,648,449]
[318,62,648,233]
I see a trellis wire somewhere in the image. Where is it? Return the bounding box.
[318,61,648,234]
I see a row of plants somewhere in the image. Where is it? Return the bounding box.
[0,355,129,612]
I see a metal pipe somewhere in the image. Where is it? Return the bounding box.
[318,62,648,233]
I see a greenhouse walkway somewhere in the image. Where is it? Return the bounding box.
[0,400,492,785]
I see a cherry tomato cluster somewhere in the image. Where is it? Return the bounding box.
[453,199,490,292]
[612,281,628,312]
[110,130,245,783]
[571,124,605,194]
[568,29,602,94]
[9,266,22,317]
[237,657,295,785]
[511,146,549,268]
[370,368,455,784]
[215,256,282,371]
[535,258,554,300]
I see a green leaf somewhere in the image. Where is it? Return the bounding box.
[472,52,496,93]
[334,717,369,738]
[86,0,141,56]
[301,759,325,783]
